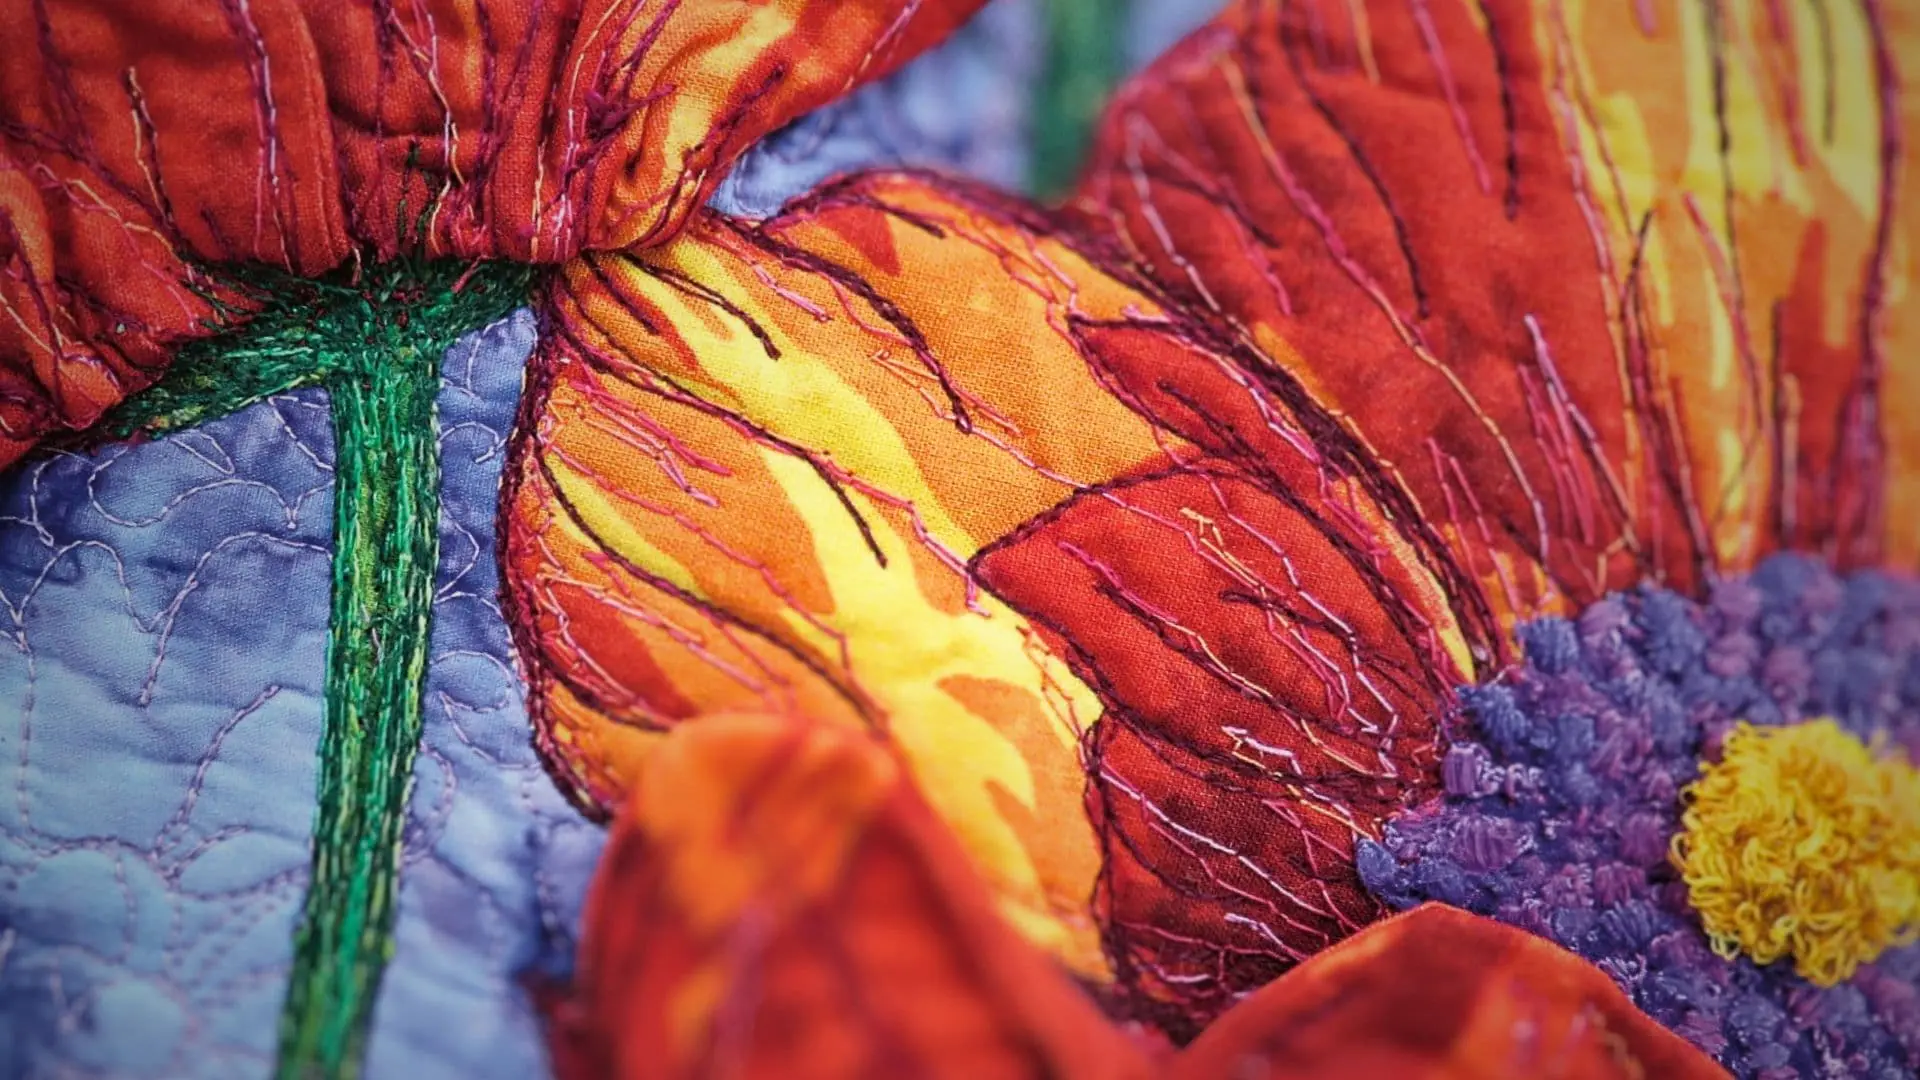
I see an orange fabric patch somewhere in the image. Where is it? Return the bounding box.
[503,172,1222,978]
[1172,905,1732,1080]
[1074,0,1920,638]
[538,713,1156,1080]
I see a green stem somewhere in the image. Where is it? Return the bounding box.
[100,258,531,1078]
[276,329,443,1079]
[1030,0,1125,199]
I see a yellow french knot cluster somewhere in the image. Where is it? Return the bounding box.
[1671,718,1920,987]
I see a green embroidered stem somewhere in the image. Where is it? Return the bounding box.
[100,258,534,1080]
[274,261,533,1080]
[1030,0,1124,198]
[275,322,442,1080]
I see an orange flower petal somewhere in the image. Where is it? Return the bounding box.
[967,292,1478,1028]
[537,712,1156,1080]
[1885,0,1920,569]
[305,0,991,259]
[0,0,985,465]
[1170,904,1731,1080]
[0,0,349,463]
[1074,0,1920,633]
[503,172,1215,978]
[1537,0,1917,572]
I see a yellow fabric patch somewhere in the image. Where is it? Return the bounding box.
[1672,719,1920,986]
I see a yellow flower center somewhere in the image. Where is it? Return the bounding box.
[1671,718,1920,987]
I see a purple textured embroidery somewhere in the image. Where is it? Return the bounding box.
[1357,555,1920,1080]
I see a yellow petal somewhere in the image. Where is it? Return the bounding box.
[505,173,1208,980]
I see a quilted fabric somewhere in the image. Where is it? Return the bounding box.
[359,312,604,1080]
[0,8,1051,1076]
[0,390,329,1079]
[1,1,1914,1079]
[0,316,603,1080]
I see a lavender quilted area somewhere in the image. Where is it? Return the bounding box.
[0,314,600,1080]
[709,0,1039,218]
[0,391,333,1079]
[1121,0,1222,67]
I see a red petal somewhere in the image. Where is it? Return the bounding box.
[0,0,987,465]
[541,712,1154,1080]
[303,0,989,260]
[1171,904,1731,1080]
[0,0,349,462]
[974,457,1469,1033]
[1075,0,1920,619]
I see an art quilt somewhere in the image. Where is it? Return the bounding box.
[2,0,1917,1077]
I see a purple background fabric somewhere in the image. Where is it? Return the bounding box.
[1124,0,1222,69]
[0,389,333,1079]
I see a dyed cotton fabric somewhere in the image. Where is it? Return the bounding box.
[1,2,1914,1079]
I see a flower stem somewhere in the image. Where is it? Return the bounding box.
[1030,0,1124,198]
[101,256,533,1079]
[275,324,442,1080]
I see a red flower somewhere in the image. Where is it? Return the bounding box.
[1055,0,1918,1022]
[507,0,1914,1059]
[0,0,986,460]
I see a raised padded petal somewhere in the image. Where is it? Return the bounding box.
[0,0,987,465]
[1171,904,1731,1080]
[537,713,1155,1080]
[1075,0,1920,627]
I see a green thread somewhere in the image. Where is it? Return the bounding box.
[106,258,534,1080]
[282,332,441,1080]
[98,317,332,439]
[1030,0,1125,199]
